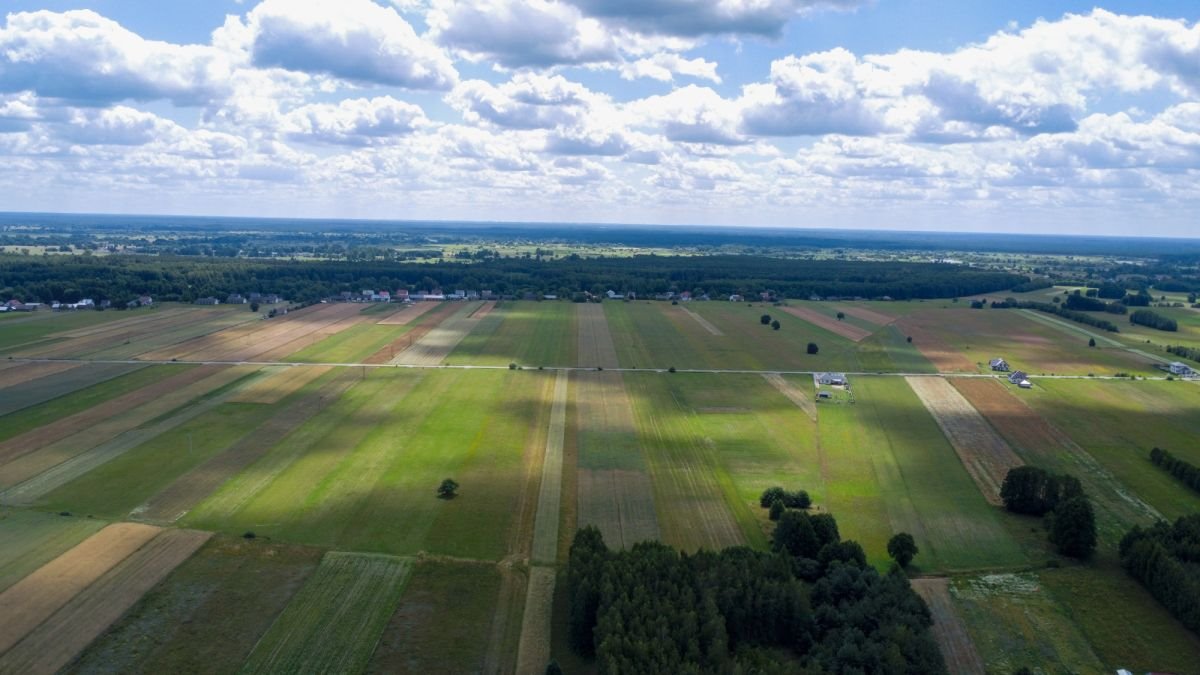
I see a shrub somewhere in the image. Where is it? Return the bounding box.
[806,342,819,355]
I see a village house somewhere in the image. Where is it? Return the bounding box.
[1008,370,1032,388]
[729,294,744,302]
[817,372,849,386]
[989,357,1010,372]
[226,293,247,304]
[195,297,220,305]
[394,289,410,302]
[1168,361,1195,376]
[138,295,153,306]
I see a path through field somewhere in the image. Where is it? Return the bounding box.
[763,372,816,421]
[912,577,986,675]
[576,304,620,369]
[679,306,724,335]
[779,305,872,341]
[905,376,1024,504]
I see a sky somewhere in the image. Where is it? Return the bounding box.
[0,1,1198,236]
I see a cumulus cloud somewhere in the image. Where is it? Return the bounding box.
[567,0,863,38]
[282,96,429,145]
[448,74,600,129]
[619,53,720,83]
[225,0,457,89]
[740,50,886,137]
[627,85,745,144]
[58,106,183,146]
[430,0,618,68]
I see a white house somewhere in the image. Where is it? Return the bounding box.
[1168,361,1195,376]
[817,372,848,386]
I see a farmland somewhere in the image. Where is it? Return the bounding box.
[0,294,1196,673]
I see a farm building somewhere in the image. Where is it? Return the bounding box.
[989,357,1010,372]
[729,294,744,302]
[817,372,849,387]
[1168,362,1195,376]
[195,297,220,305]
[1008,370,1032,388]
[226,294,247,304]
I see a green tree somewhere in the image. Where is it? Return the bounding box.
[545,661,563,675]
[806,342,819,354]
[836,311,845,320]
[771,319,780,330]
[437,478,459,499]
[760,486,786,508]
[760,313,772,325]
[772,510,820,559]
[250,301,260,312]
[1088,337,1096,347]
[769,500,785,521]
[1048,496,1097,558]
[887,532,919,568]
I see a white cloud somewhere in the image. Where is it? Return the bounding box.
[283,97,429,145]
[619,53,720,83]
[447,74,599,129]
[567,0,864,38]
[430,0,618,68]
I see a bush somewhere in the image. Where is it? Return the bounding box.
[760,314,772,325]
[806,342,819,355]
[667,366,676,373]
[437,478,459,499]
[1000,466,1082,516]
[509,362,518,370]
[771,319,780,330]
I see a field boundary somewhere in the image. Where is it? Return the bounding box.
[576,304,620,369]
[912,577,986,675]
[779,305,872,342]
[679,306,724,336]
[763,372,817,421]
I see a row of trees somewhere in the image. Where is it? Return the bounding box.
[567,510,945,673]
[1149,447,1200,495]
[0,252,1025,306]
[1064,293,1126,314]
[1129,309,1178,332]
[1119,515,1200,634]
[1000,467,1097,558]
[1004,301,1121,332]
[1166,345,1200,364]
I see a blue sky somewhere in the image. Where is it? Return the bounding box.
[0,1,1198,235]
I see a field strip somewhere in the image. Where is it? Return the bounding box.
[239,552,412,674]
[0,522,161,654]
[0,362,145,418]
[905,376,1024,504]
[530,370,569,565]
[0,512,106,594]
[1018,309,1171,365]
[0,528,210,674]
[0,365,257,489]
[514,566,555,675]
[779,305,872,341]
[228,365,332,404]
[950,378,1161,530]
[138,304,360,362]
[134,369,360,523]
[29,309,229,360]
[896,316,976,372]
[679,306,724,336]
[0,364,217,464]
[469,300,496,319]
[763,372,816,421]
[578,469,661,549]
[838,305,897,326]
[576,304,620,368]
[912,577,986,675]
[47,308,195,339]
[390,302,484,366]
[0,367,262,502]
[376,301,440,325]
[0,361,80,390]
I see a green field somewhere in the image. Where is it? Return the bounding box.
[240,552,412,674]
[0,510,106,592]
[285,323,411,362]
[449,301,576,367]
[0,309,144,352]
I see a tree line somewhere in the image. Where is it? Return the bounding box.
[0,253,1025,306]
[567,507,945,673]
[1129,309,1178,332]
[1001,467,1097,558]
[1149,447,1200,495]
[1166,345,1200,365]
[1119,515,1200,635]
[991,300,1121,332]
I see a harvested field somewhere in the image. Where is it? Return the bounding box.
[228,365,331,404]
[838,305,897,326]
[390,302,484,366]
[531,371,568,565]
[905,376,1024,504]
[778,305,872,341]
[578,469,660,549]
[240,552,412,674]
[26,309,234,360]
[134,369,358,523]
[895,316,976,372]
[376,301,440,325]
[679,305,723,335]
[469,300,497,319]
[0,365,259,492]
[763,372,816,421]
[0,360,79,390]
[0,511,105,593]
[363,302,459,363]
[0,364,213,464]
[912,577,985,675]
[0,522,161,654]
[576,303,620,369]
[0,528,211,675]
[515,566,555,675]
[64,538,322,675]
[0,362,144,417]
[950,377,1160,538]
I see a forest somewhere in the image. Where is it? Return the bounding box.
[0,254,1023,305]
[1120,515,1200,634]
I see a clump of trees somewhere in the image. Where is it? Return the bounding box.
[1000,467,1095,558]
[567,509,946,673]
[771,319,780,331]
[436,478,459,499]
[1119,515,1200,634]
[1130,309,1178,332]
[760,487,811,510]
[1166,345,1200,364]
[1149,447,1200,495]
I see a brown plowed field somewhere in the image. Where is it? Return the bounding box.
[390,303,483,366]
[469,300,497,319]
[138,303,362,362]
[896,317,976,372]
[912,577,986,675]
[0,522,161,654]
[375,300,441,325]
[905,376,1024,504]
[778,306,872,341]
[0,529,210,674]
[576,304,620,368]
[0,361,80,390]
[838,305,897,326]
[0,365,221,465]
[229,365,332,404]
[364,302,461,363]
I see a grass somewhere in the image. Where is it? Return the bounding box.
[368,560,505,673]
[0,362,148,417]
[0,510,106,592]
[0,364,184,443]
[239,552,412,674]
[65,537,323,675]
[1025,378,1200,520]
[450,301,577,367]
[856,325,937,373]
[285,323,411,363]
[0,310,138,352]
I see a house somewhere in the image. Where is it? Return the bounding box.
[1018,380,1033,389]
[262,294,281,304]
[481,290,495,299]
[1169,361,1195,376]
[989,358,1010,372]
[679,291,692,301]
[338,291,353,302]
[137,295,153,306]
[817,372,848,386]
[729,294,744,302]
[395,289,410,301]
[226,294,247,304]
[466,290,480,300]
[370,290,390,302]
[1007,371,1032,388]
[195,297,220,305]
[543,294,558,300]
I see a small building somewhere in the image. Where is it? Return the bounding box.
[817,372,848,386]
[1168,361,1194,376]
[729,294,744,302]
[1008,370,1029,385]
[679,291,692,301]
[1018,380,1033,389]
[543,294,558,300]
[817,391,833,400]
[226,294,247,305]
[395,289,410,301]
[137,295,153,306]
[195,297,220,305]
[989,357,1010,372]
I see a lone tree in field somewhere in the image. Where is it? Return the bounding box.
[1088,337,1096,347]
[836,311,845,320]
[437,478,459,499]
[250,301,260,312]
[806,342,819,355]
[771,319,780,331]
[760,314,772,325]
[906,336,913,343]
[887,532,918,568]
